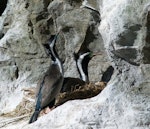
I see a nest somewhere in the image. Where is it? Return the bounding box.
[2,81,106,118]
[55,81,106,106]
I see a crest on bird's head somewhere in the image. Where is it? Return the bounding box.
[48,32,60,48]
[73,49,94,61]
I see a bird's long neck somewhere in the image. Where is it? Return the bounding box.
[50,46,64,75]
[76,54,89,83]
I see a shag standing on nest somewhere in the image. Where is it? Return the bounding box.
[61,49,95,93]
[29,33,64,124]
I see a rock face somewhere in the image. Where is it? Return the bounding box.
[0,0,108,114]
[0,0,150,129]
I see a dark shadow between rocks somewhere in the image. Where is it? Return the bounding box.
[0,0,8,16]
[101,66,114,83]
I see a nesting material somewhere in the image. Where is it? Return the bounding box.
[2,88,35,117]
[55,81,106,107]
[1,81,106,118]
[0,88,36,128]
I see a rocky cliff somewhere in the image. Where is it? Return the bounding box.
[0,0,150,129]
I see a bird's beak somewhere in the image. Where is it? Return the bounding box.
[92,52,102,57]
[56,31,60,37]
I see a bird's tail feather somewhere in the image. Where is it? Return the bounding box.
[29,111,40,124]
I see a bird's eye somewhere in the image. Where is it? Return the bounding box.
[89,52,93,57]
[43,44,50,49]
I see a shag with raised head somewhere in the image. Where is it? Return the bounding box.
[29,33,64,124]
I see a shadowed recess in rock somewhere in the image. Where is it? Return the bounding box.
[101,66,114,83]
[47,17,54,28]
[28,20,34,34]
[0,0,8,16]
[15,64,19,79]
[112,47,140,66]
[67,0,82,7]
[117,24,141,46]
[35,12,49,22]
[90,11,101,23]
[0,33,4,39]
[143,11,150,64]
[82,25,97,47]
[43,0,52,9]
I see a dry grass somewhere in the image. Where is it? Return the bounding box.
[2,87,35,118]
[1,81,106,117]
[0,88,36,127]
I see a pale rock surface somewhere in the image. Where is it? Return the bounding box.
[1,0,150,129]
[0,0,108,115]
[0,0,50,114]
[23,0,150,129]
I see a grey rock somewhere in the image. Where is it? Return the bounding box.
[0,0,108,114]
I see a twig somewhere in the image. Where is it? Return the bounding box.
[0,114,30,128]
